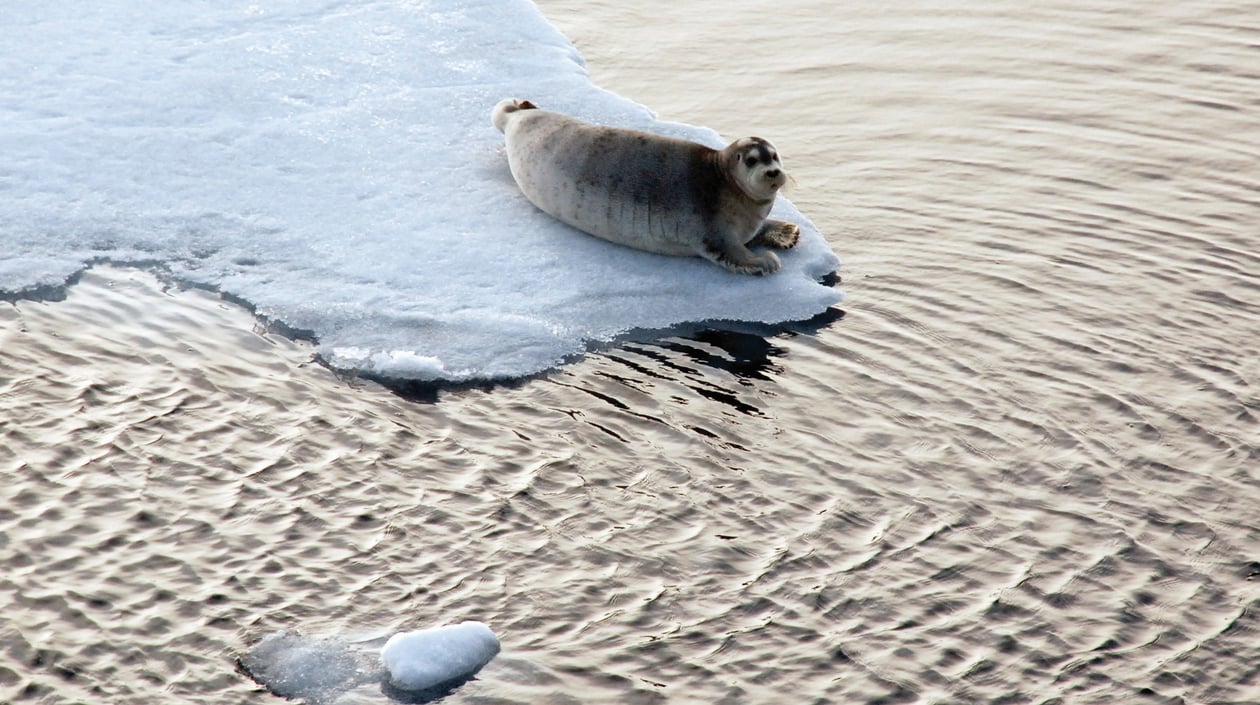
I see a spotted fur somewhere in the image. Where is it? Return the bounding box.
[492,99,800,275]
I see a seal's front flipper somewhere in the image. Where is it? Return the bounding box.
[749,220,801,250]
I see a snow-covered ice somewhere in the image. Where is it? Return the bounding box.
[381,622,500,691]
[0,0,841,382]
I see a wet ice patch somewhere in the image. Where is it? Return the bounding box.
[0,0,841,382]
[241,632,381,702]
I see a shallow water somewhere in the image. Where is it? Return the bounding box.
[4,1,1260,704]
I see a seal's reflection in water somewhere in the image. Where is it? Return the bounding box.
[370,305,845,408]
[585,306,847,421]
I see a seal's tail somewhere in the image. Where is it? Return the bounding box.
[492,98,538,132]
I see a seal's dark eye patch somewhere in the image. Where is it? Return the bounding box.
[745,154,759,165]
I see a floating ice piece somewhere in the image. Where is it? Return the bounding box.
[241,623,500,702]
[381,621,501,693]
[0,0,841,382]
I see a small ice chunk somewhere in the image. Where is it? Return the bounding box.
[380,621,501,692]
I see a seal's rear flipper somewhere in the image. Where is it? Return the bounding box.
[492,99,540,132]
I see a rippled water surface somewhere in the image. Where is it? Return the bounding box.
[4,1,1260,703]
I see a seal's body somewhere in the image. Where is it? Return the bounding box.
[492,99,800,275]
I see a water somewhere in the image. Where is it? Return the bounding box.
[4,1,1260,704]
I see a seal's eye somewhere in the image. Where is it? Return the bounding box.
[744,154,759,166]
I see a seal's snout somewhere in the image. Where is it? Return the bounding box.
[765,168,788,191]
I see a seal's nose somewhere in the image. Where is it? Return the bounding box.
[765,168,781,179]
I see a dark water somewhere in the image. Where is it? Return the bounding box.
[4,1,1260,703]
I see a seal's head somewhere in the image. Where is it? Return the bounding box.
[724,136,787,203]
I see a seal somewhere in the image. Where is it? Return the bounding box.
[492,98,800,275]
